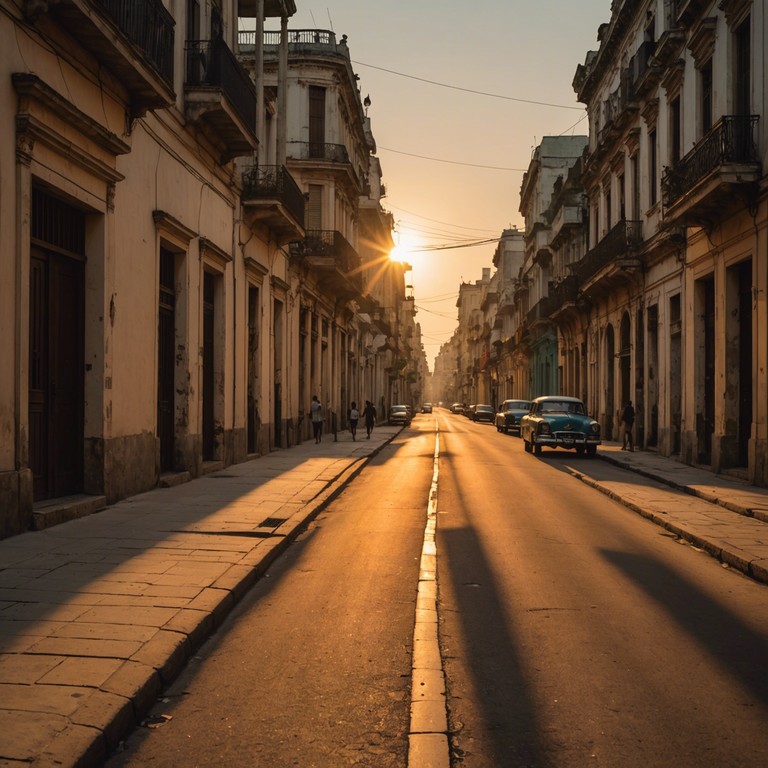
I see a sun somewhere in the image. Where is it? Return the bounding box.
[389,232,420,266]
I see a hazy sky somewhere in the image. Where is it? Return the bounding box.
[266,1,612,370]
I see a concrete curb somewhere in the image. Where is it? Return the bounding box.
[567,454,768,587]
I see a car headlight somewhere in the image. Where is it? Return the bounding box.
[590,422,600,435]
[539,423,552,436]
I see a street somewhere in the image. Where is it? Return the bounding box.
[107,411,768,767]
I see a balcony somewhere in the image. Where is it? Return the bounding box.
[662,116,761,226]
[185,38,258,161]
[574,219,642,295]
[38,0,175,116]
[241,165,305,244]
[547,274,582,322]
[294,229,363,298]
[526,295,555,330]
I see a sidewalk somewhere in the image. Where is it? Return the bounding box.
[582,442,768,584]
[0,427,400,768]
[2,428,768,768]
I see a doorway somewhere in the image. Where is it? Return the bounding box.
[28,190,85,500]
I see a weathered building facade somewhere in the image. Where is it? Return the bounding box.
[0,3,421,538]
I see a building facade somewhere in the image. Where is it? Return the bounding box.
[0,3,421,538]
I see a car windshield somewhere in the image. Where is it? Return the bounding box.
[508,401,530,410]
[391,406,406,412]
[540,400,585,415]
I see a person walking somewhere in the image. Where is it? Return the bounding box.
[621,399,635,451]
[311,395,323,444]
[348,401,359,441]
[362,400,377,439]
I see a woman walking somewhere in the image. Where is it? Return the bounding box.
[362,400,377,439]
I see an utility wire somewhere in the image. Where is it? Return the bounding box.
[412,238,500,253]
[380,145,526,172]
[352,60,585,111]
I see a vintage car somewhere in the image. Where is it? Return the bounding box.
[494,399,532,434]
[471,404,495,423]
[421,403,433,414]
[520,396,601,456]
[388,404,411,426]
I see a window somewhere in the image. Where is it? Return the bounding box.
[306,184,322,229]
[649,128,658,206]
[309,86,326,157]
[700,59,713,134]
[735,16,750,116]
[670,96,681,163]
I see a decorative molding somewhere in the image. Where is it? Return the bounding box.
[244,255,269,278]
[688,17,717,66]
[624,127,641,155]
[660,60,685,97]
[718,0,751,28]
[641,98,659,126]
[13,74,129,157]
[199,237,233,269]
[153,210,197,245]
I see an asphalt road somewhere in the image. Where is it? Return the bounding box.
[106,426,436,768]
[436,410,768,767]
[105,411,768,767]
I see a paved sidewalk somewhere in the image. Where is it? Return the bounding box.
[580,442,768,584]
[0,427,400,768]
[2,426,768,767]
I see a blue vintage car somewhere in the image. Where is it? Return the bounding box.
[520,396,601,457]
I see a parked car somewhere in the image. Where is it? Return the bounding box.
[388,404,411,426]
[450,403,464,414]
[471,404,495,423]
[465,405,477,419]
[520,396,601,456]
[421,403,433,413]
[495,399,532,434]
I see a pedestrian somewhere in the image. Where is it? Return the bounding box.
[348,401,359,441]
[311,395,323,444]
[362,400,377,439]
[621,399,635,451]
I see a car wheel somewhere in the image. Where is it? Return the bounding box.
[576,446,585,455]
[586,445,597,458]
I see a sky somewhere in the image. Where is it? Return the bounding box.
[264,1,613,371]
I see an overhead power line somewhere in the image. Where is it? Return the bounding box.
[352,60,585,111]
[379,145,526,171]
[412,237,500,253]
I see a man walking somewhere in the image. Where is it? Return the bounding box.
[311,395,323,444]
[362,400,377,439]
[621,400,635,451]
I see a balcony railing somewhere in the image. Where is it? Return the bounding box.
[241,165,305,226]
[185,38,256,130]
[300,229,362,293]
[574,219,642,283]
[662,115,760,209]
[548,274,580,310]
[288,141,351,163]
[98,0,174,84]
[526,295,554,327]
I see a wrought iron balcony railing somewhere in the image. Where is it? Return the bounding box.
[300,229,362,291]
[241,165,305,225]
[288,141,351,163]
[573,219,642,283]
[662,115,760,209]
[99,0,174,84]
[185,38,257,129]
[548,274,580,310]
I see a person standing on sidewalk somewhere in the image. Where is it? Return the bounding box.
[363,400,377,439]
[311,395,323,444]
[348,401,359,441]
[621,400,635,451]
